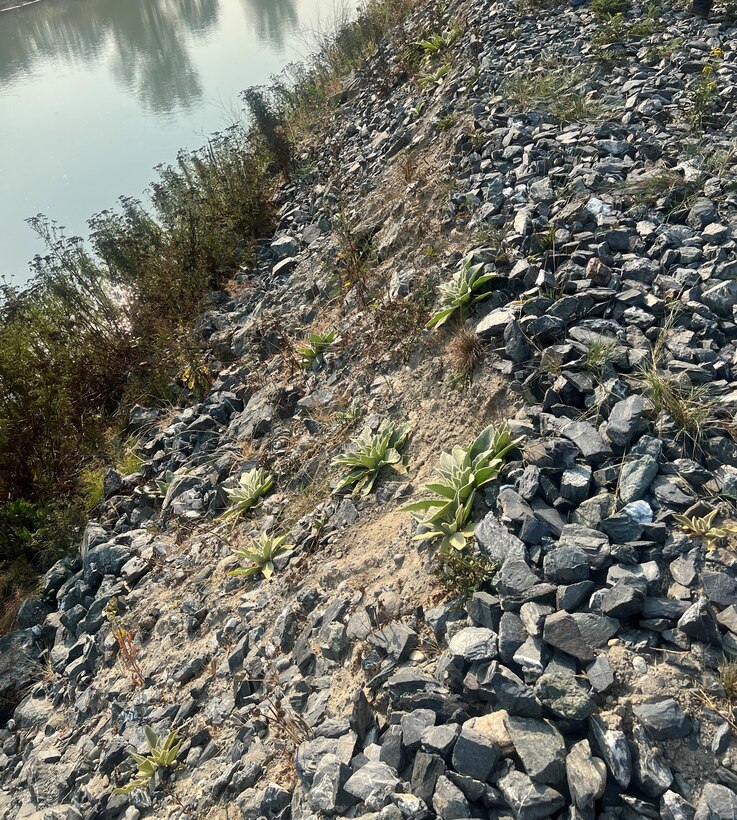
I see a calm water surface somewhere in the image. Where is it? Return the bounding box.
[0,0,336,283]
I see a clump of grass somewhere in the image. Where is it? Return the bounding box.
[720,658,737,703]
[448,328,484,382]
[501,65,606,123]
[591,0,631,18]
[622,168,687,206]
[435,548,498,603]
[584,340,618,376]
[637,367,717,449]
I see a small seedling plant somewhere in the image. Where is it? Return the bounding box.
[673,509,737,550]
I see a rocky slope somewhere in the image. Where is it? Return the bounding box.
[5,0,737,817]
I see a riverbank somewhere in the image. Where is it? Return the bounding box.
[3,0,737,817]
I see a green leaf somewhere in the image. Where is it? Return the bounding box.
[144,727,158,751]
[448,532,467,551]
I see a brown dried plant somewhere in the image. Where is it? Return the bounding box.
[105,598,145,688]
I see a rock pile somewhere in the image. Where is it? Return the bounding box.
[4,0,737,817]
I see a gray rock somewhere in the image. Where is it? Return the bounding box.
[474,514,527,564]
[586,655,615,693]
[566,739,607,809]
[560,420,612,463]
[559,465,592,504]
[630,724,673,798]
[448,627,497,662]
[497,768,565,819]
[633,699,690,740]
[411,752,446,805]
[432,775,471,819]
[543,546,589,584]
[661,789,696,820]
[505,715,566,785]
[451,724,500,782]
[400,709,436,751]
[344,761,399,810]
[422,723,461,760]
[270,235,299,259]
[712,722,731,756]
[465,661,541,717]
[589,715,632,788]
[694,783,737,819]
[542,610,596,662]
[677,597,721,645]
[619,456,659,504]
[605,395,646,447]
[600,577,647,618]
[534,673,597,720]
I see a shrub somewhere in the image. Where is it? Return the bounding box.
[243,87,293,177]
[332,420,411,496]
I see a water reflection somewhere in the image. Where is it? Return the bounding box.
[0,0,298,113]
[243,0,298,48]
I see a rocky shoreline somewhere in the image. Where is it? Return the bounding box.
[4,0,737,818]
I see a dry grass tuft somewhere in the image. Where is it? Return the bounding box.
[448,328,484,380]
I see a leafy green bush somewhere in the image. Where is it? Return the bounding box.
[332,421,411,496]
[403,424,521,550]
[228,532,294,579]
[427,253,496,328]
[223,468,274,520]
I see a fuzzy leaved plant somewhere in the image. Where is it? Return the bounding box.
[427,252,497,328]
[228,532,294,579]
[332,420,411,496]
[223,467,273,520]
[114,727,181,795]
[403,423,521,550]
[296,330,336,369]
[673,508,737,550]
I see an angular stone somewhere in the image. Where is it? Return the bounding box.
[543,546,589,584]
[343,762,399,810]
[677,597,721,645]
[589,715,632,789]
[451,724,500,782]
[448,627,497,662]
[633,699,690,740]
[505,715,566,785]
[695,783,737,819]
[497,768,565,819]
[600,577,647,618]
[534,672,597,720]
[605,395,646,447]
[411,753,446,805]
[560,420,612,463]
[474,514,527,564]
[308,754,355,815]
[586,655,615,693]
[432,775,471,819]
[619,456,658,504]
[630,724,673,798]
[542,611,596,662]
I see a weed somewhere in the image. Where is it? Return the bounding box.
[672,509,737,550]
[437,113,457,131]
[334,212,377,306]
[591,0,631,18]
[228,532,294,579]
[296,330,336,369]
[689,53,723,131]
[423,245,438,258]
[332,420,411,496]
[419,63,452,90]
[428,253,497,328]
[223,468,274,520]
[502,65,606,123]
[637,366,716,450]
[435,548,498,602]
[720,657,737,702]
[410,101,425,119]
[414,28,460,61]
[114,728,181,795]
[584,340,618,376]
[448,328,484,382]
[105,598,144,688]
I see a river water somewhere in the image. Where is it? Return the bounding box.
[0,0,337,284]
